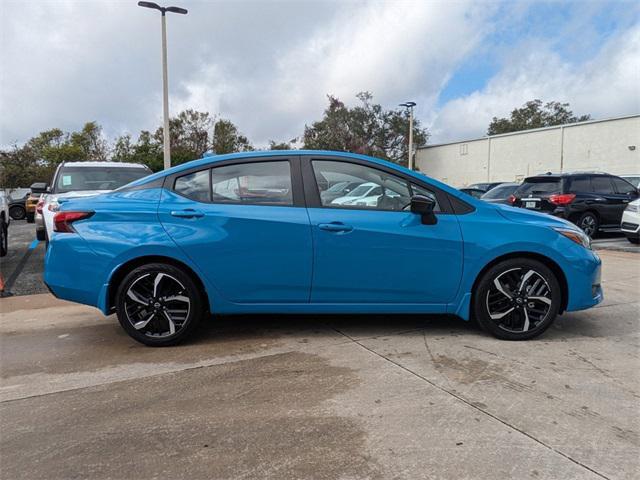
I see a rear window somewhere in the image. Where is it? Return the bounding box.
[54,167,149,194]
[515,178,561,196]
[481,184,518,199]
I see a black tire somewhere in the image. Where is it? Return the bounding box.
[577,212,599,238]
[0,219,7,257]
[26,212,35,223]
[9,205,26,221]
[627,236,640,245]
[473,258,561,340]
[116,263,205,346]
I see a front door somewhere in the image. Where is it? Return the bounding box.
[304,159,464,304]
[158,158,312,303]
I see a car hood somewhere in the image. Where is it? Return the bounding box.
[491,203,577,230]
[50,190,111,203]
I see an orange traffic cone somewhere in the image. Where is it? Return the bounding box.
[0,272,10,298]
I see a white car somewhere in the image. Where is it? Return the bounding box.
[331,182,383,205]
[40,161,151,241]
[0,190,9,256]
[621,198,640,244]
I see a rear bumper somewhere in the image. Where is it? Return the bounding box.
[44,234,107,310]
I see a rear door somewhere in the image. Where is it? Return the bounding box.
[303,157,463,304]
[158,157,313,303]
[589,176,619,226]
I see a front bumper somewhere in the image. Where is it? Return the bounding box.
[565,249,603,312]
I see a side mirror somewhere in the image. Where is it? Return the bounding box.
[410,195,437,225]
[30,182,49,194]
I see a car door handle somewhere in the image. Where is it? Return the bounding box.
[318,222,354,233]
[170,209,204,218]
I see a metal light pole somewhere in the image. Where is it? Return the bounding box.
[138,2,188,170]
[399,102,416,170]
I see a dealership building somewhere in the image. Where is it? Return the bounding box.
[416,114,639,187]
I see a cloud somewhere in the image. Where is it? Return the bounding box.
[430,23,640,142]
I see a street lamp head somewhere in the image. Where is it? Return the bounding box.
[166,6,188,14]
[138,1,162,11]
[399,101,417,108]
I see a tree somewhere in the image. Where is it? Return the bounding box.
[212,119,253,154]
[303,92,429,166]
[268,140,292,150]
[488,100,591,135]
[70,122,109,161]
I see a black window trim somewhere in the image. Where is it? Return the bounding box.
[165,156,305,208]
[300,155,459,215]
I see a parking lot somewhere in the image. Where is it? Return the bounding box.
[1,219,639,479]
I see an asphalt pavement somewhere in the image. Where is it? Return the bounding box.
[1,220,639,479]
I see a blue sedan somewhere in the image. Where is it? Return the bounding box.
[44,151,602,346]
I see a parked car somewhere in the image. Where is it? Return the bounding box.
[331,182,383,205]
[620,175,640,189]
[40,161,151,240]
[621,199,640,244]
[45,150,602,346]
[509,172,638,237]
[35,195,46,241]
[320,181,362,204]
[467,182,503,194]
[26,183,48,223]
[459,187,485,199]
[0,190,9,256]
[480,183,520,204]
[7,189,30,220]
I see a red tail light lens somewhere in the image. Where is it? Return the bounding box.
[507,194,517,205]
[53,211,94,233]
[549,193,576,205]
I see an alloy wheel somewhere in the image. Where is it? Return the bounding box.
[124,272,191,338]
[580,215,597,237]
[485,268,553,333]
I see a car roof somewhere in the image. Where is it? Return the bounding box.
[60,161,149,169]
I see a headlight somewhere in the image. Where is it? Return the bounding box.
[626,203,639,213]
[553,227,591,249]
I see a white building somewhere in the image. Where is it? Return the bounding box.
[416,114,639,187]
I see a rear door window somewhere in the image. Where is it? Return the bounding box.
[174,169,211,202]
[210,161,293,205]
[568,177,592,193]
[515,178,561,196]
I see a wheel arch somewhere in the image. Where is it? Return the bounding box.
[470,251,569,315]
[107,255,211,315]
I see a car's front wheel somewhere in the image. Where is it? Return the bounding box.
[9,205,26,220]
[116,263,205,346]
[577,212,599,238]
[474,258,561,340]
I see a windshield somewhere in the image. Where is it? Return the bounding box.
[54,167,150,194]
[623,176,640,188]
[515,179,561,196]
[481,184,518,199]
[347,184,373,197]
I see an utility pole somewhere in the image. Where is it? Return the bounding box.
[138,2,188,169]
[399,102,417,169]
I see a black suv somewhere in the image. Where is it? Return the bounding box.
[510,172,639,237]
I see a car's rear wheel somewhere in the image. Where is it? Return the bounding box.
[577,212,598,238]
[116,263,205,346]
[9,205,26,220]
[474,259,561,340]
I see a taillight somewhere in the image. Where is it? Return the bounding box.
[549,193,576,205]
[36,198,45,214]
[53,211,94,233]
[507,194,517,205]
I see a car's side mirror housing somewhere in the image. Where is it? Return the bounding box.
[410,195,437,225]
[30,182,49,194]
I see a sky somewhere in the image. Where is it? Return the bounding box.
[1,0,639,148]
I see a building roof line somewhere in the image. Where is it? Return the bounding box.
[420,113,640,149]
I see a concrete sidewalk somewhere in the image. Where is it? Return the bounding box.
[1,250,638,479]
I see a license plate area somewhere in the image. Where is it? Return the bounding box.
[524,198,541,209]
